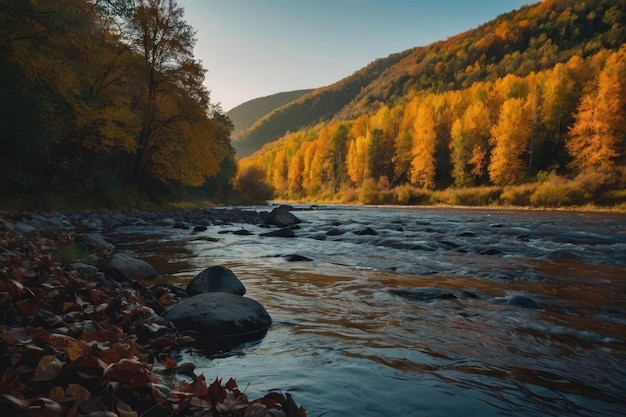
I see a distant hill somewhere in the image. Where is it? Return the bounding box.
[230,51,413,157]
[227,89,312,144]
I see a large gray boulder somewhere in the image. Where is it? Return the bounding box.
[162,293,272,340]
[104,253,157,282]
[265,205,301,228]
[186,266,246,296]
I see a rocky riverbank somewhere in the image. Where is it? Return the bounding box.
[0,207,305,417]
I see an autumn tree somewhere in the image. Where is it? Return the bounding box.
[450,101,491,186]
[346,115,371,186]
[410,103,438,188]
[489,97,532,185]
[567,50,626,185]
[328,124,350,192]
[393,98,419,183]
[124,0,223,186]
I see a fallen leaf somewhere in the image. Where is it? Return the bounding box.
[32,355,65,382]
[49,386,65,403]
[65,383,91,404]
[2,327,33,344]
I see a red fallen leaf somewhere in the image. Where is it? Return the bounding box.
[82,329,120,343]
[146,336,176,350]
[37,255,57,269]
[103,358,153,388]
[163,356,177,369]
[0,368,26,394]
[104,358,145,373]
[225,377,239,391]
[194,374,210,398]
[14,300,41,317]
[208,377,227,405]
[7,279,35,296]
[32,354,65,381]
[65,352,107,370]
[175,380,194,394]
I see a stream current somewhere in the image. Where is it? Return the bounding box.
[106,205,626,416]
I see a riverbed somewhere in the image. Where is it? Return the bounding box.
[106,205,626,417]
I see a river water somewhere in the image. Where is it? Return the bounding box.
[107,205,626,417]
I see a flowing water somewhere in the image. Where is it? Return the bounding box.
[107,205,626,416]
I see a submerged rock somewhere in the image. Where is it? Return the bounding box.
[355,227,377,236]
[506,295,539,309]
[186,265,246,296]
[283,254,313,262]
[260,228,296,238]
[162,293,272,340]
[390,287,458,302]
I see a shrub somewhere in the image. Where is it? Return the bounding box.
[393,185,431,205]
[358,178,380,204]
[437,186,503,206]
[234,166,274,204]
[499,184,537,206]
[530,175,587,207]
[53,243,93,265]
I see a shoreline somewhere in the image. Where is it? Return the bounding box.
[0,210,306,417]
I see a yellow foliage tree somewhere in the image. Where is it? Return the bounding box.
[450,101,491,186]
[410,103,437,188]
[489,97,532,185]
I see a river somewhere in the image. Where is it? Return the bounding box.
[106,205,626,417]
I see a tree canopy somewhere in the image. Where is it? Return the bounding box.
[0,0,235,207]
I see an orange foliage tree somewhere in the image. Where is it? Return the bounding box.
[567,49,626,185]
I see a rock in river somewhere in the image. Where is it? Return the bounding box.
[186,265,246,296]
[103,253,157,282]
[265,205,301,228]
[162,293,272,340]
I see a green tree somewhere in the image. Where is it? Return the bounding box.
[328,124,350,192]
[450,101,491,186]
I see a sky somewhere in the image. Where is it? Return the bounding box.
[179,0,532,111]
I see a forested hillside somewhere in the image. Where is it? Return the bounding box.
[233,50,414,156]
[227,89,312,147]
[240,0,626,208]
[0,0,235,208]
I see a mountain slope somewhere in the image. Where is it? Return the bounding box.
[239,0,626,207]
[235,0,625,158]
[227,89,312,142]
[232,50,413,157]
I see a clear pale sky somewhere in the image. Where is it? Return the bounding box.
[179,0,532,111]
